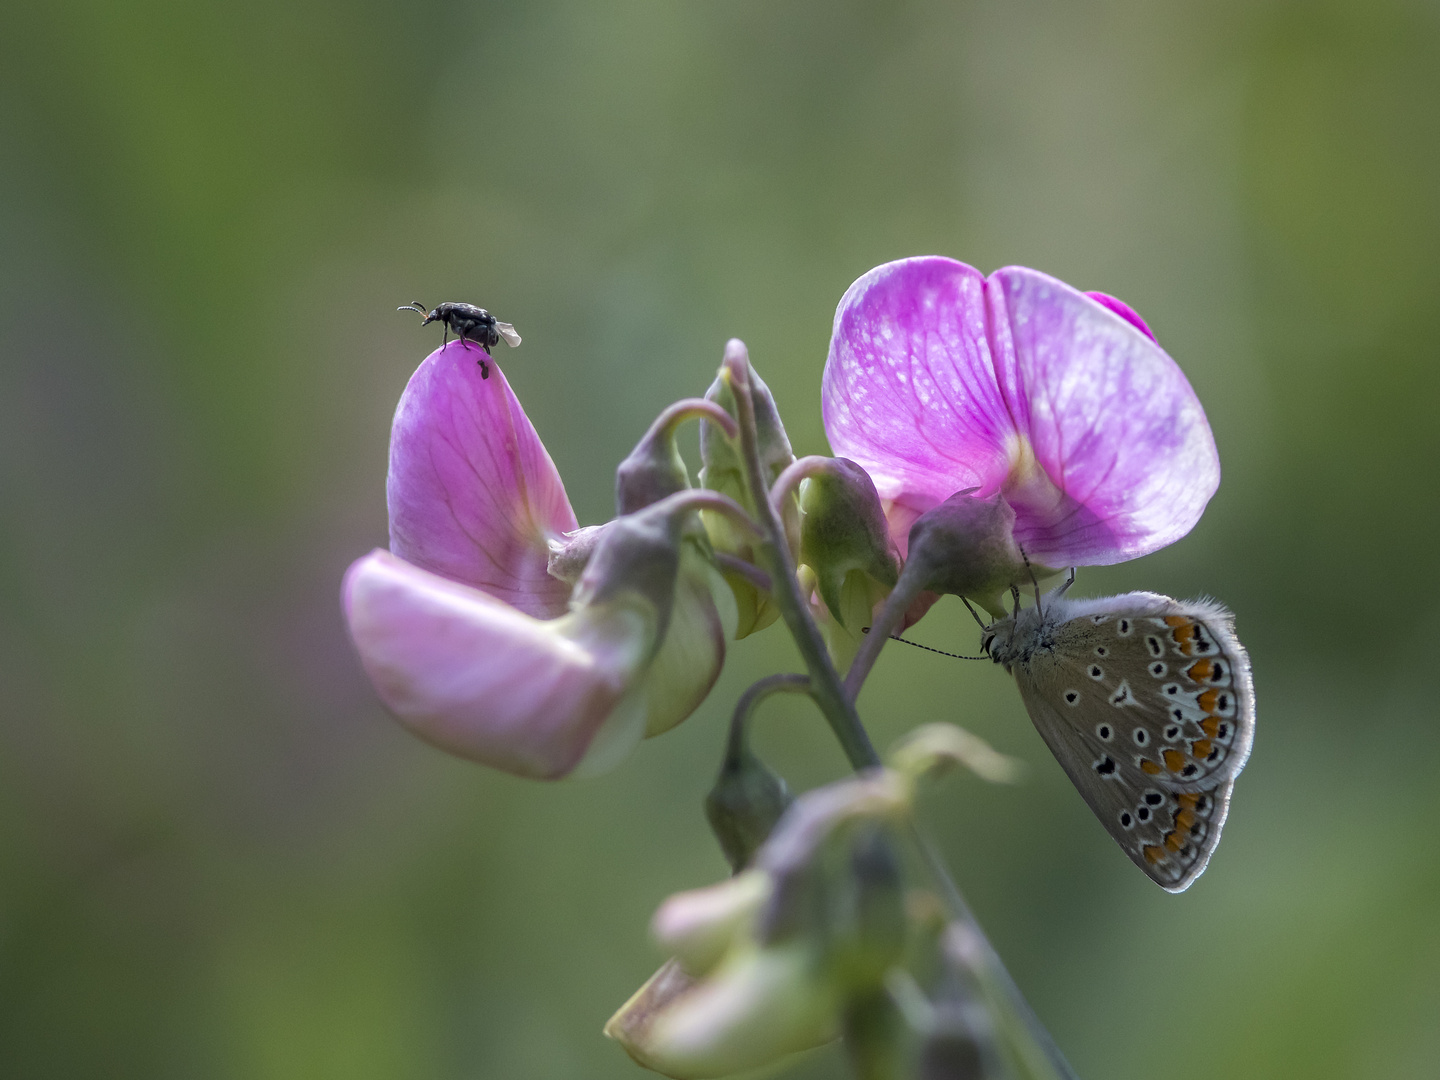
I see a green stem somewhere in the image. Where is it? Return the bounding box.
[723,673,811,764]
[723,342,880,771]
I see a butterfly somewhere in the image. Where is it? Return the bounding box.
[981,580,1255,892]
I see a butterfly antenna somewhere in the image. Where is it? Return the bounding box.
[1009,584,1023,619]
[861,627,987,661]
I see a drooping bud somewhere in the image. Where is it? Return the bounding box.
[775,455,901,669]
[698,350,798,636]
[616,399,739,515]
[704,675,805,872]
[705,747,792,873]
[902,489,1049,618]
[790,457,900,625]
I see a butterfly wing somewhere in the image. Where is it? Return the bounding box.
[495,322,522,348]
[1012,592,1254,892]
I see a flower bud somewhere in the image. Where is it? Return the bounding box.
[704,748,792,873]
[698,353,798,636]
[902,489,1044,618]
[794,457,901,625]
[616,399,739,516]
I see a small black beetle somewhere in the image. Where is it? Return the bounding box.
[398,301,521,379]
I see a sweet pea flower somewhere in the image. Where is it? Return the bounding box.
[822,257,1219,572]
[343,342,742,779]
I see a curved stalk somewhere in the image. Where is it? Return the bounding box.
[721,341,880,770]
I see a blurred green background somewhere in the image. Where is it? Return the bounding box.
[3,1,1438,1077]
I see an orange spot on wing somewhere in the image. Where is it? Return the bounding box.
[1191,739,1213,759]
[1141,759,1163,775]
[1162,749,1185,773]
[1201,716,1220,737]
[1144,844,1166,864]
[1177,792,1199,810]
[1164,616,1191,629]
[1175,808,1196,830]
[1165,831,1185,852]
[1197,689,1220,713]
[1187,659,1213,682]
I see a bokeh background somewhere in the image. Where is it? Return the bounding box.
[3,2,1438,1077]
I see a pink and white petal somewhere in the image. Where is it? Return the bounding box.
[387,342,578,619]
[989,268,1220,566]
[342,550,645,780]
[823,257,1020,550]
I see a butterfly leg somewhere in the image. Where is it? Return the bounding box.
[1018,544,1042,612]
[1058,567,1077,596]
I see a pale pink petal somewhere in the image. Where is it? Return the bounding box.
[342,550,645,779]
[822,257,1019,550]
[989,267,1219,566]
[387,342,578,619]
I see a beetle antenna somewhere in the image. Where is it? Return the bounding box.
[398,301,428,316]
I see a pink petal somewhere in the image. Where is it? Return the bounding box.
[342,550,645,779]
[989,267,1219,566]
[1084,291,1157,342]
[387,342,578,619]
[822,257,1019,554]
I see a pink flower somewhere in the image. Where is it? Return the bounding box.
[343,342,738,779]
[386,341,577,619]
[822,257,1219,570]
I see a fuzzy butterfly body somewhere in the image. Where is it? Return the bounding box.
[984,589,1255,892]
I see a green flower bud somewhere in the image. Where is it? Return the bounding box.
[902,490,1044,618]
[698,359,798,636]
[794,457,900,625]
[705,748,792,873]
[615,399,739,516]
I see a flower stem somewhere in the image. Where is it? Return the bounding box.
[724,674,811,764]
[722,341,880,771]
[843,560,928,699]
